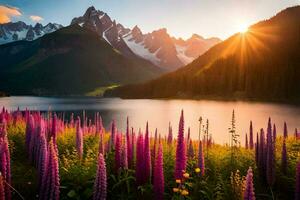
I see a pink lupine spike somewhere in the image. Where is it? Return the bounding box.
[76,117,83,159]
[115,133,122,172]
[175,110,186,179]
[244,167,255,200]
[154,142,164,200]
[144,122,151,183]
[93,153,107,200]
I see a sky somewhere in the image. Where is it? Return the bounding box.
[0,0,299,40]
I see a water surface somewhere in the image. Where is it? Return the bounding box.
[1,96,300,144]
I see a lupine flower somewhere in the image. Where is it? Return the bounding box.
[243,167,255,200]
[167,122,173,145]
[76,117,83,159]
[109,120,116,151]
[115,133,122,172]
[40,139,60,200]
[136,133,144,186]
[198,140,205,176]
[188,140,194,158]
[152,128,158,180]
[93,153,107,200]
[187,127,190,150]
[258,129,266,178]
[0,172,5,200]
[0,137,11,200]
[98,132,105,156]
[255,133,259,165]
[122,134,128,170]
[131,128,136,167]
[249,121,254,149]
[245,133,249,149]
[281,138,288,174]
[144,122,151,183]
[175,110,186,179]
[154,143,164,200]
[25,115,35,152]
[126,117,132,168]
[266,118,275,186]
[52,114,58,146]
[284,122,288,139]
[37,129,48,189]
[273,124,276,144]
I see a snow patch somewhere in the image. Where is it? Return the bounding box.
[175,44,194,65]
[123,34,160,65]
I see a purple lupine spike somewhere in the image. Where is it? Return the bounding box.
[41,139,60,200]
[136,133,144,186]
[154,142,164,200]
[175,110,186,179]
[258,129,266,177]
[152,128,158,172]
[126,117,132,168]
[266,118,275,186]
[281,138,288,175]
[249,121,254,149]
[198,140,205,176]
[167,122,173,145]
[255,133,259,165]
[115,133,122,172]
[37,130,48,185]
[93,153,107,200]
[0,137,11,200]
[52,114,58,146]
[188,139,194,158]
[245,133,249,149]
[122,134,128,170]
[284,122,288,139]
[144,122,151,183]
[76,117,83,159]
[0,172,5,200]
[244,167,256,200]
[273,124,276,144]
[109,120,116,151]
[25,115,35,153]
[295,161,300,200]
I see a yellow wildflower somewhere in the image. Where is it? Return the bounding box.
[176,179,181,184]
[181,189,189,196]
[195,168,201,173]
[183,173,189,178]
[173,188,179,193]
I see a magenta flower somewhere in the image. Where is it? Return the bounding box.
[109,120,116,151]
[25,115,35,153]
[76,117,83,159]
[40,139,60,200]
[249,121,254,149]
[52,114,58,146]
[144,122,151,183]
[0,137,11,200]
[136,133,144,186]
[122,134,128,170]
[126,117,132,168]
[154,143,164,200]
[243,167,255,200]
[0,172,5,200]
[115,133,122,172]
[93,153,107,200]
[175,110,186,179]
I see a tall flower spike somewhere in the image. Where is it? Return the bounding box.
[249,121,254,149]
[273,124,276,144]
[281,138,288,175]
[243,167,256,200]
[76,117,83,159]
[122,134,128,170]
[0,137,11,200]
[198,140,205,176]
[52,114,58,146]
[109,120,116,151]
[154,143,164,200]
[188,139,194,158]
[245,133,249,149]
[136,133,144,186]
[126,117,132,168]
[93,153,107,200]
[40,139,60,200]
[175,110,186,179]
[0,172,5,200]
[115,133,122,172]
[144,122,151,183]
[266,118,275,186]
[167,122,173,145]
[284,122,288,139]
[295,161,300,200]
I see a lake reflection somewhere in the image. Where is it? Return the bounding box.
[1,96,300,144]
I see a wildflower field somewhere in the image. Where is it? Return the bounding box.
[0,108,300,200]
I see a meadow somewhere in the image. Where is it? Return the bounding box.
[0,108,300,200]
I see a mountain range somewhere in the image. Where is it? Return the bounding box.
[71,6,221,71]
[0,21,62,44]
[106,6,300,102]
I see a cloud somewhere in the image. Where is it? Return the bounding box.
[0,5,22,23]
[30,15,44,22]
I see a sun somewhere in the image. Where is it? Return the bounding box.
[237,23,249,33]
